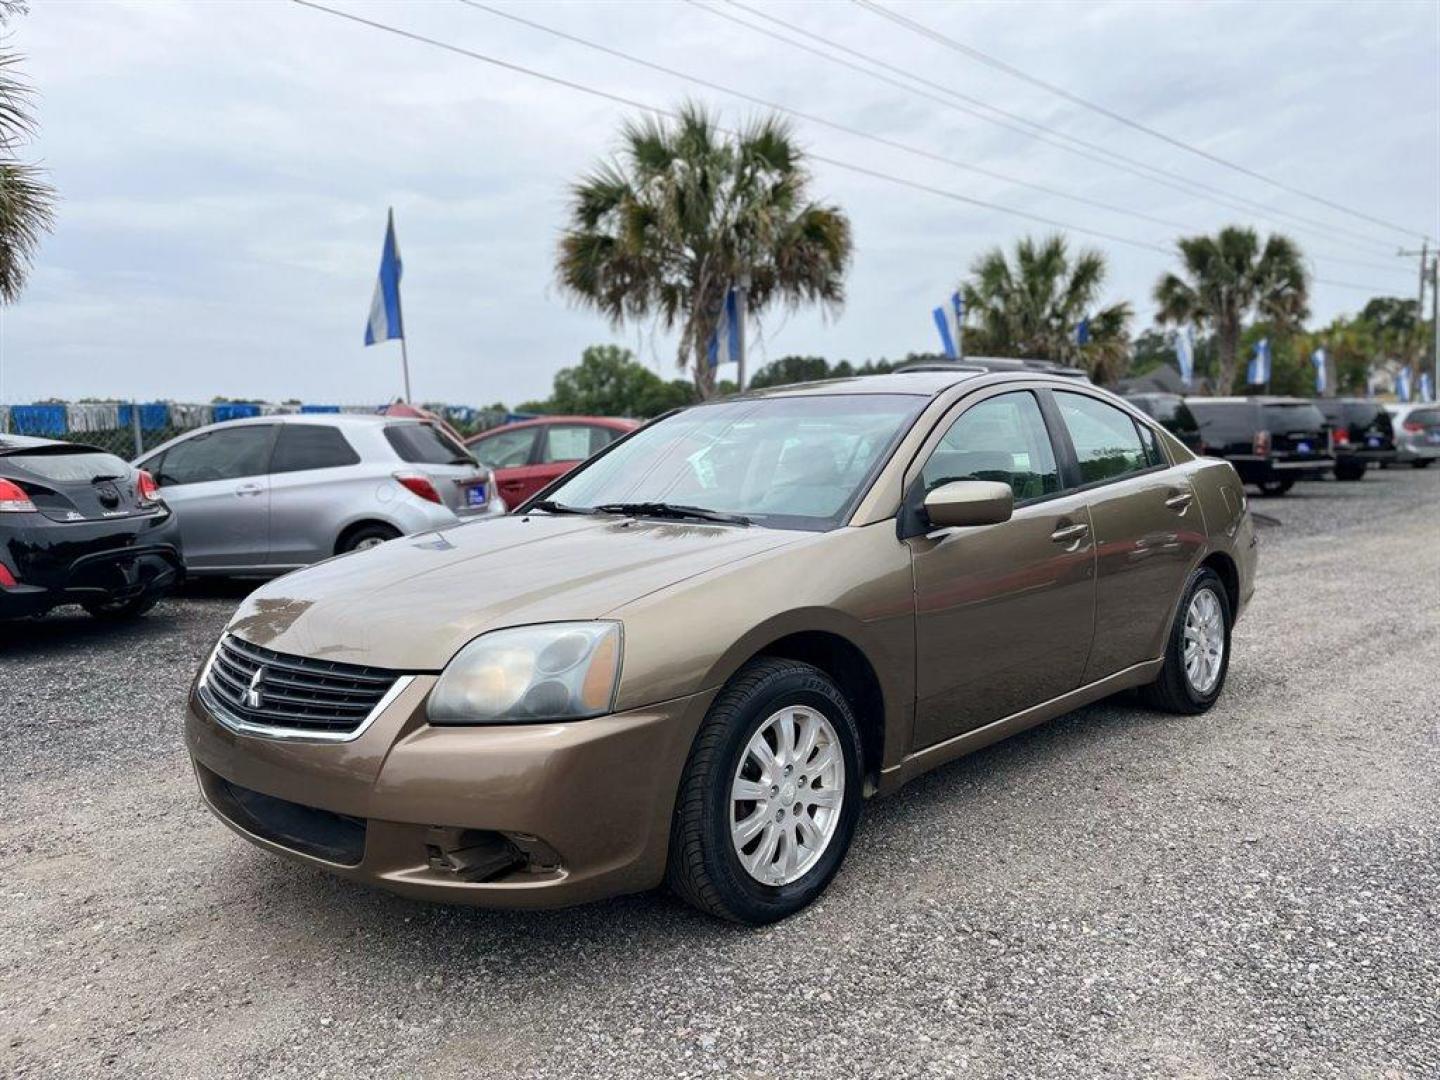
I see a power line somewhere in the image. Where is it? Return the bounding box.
[289,0,1404,298]
[700,0,1413,272]
[457,0,1199,236]
[854,0,1429,244]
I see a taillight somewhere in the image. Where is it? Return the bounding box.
[0,478,36,513]
[1252,430,1271,456]
[1332,426,1350,446]
[1403,421,1425,433]
[136,469,161,505]
[0,563,16,588]
[395,472,442,504]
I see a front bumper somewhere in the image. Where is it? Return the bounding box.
[186,677,714,908]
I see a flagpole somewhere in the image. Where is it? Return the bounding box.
[399,333,412,403]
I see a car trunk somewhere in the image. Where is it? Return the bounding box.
[381,422,494,515]
[1,446,155,522]
[1261,403,1329,461]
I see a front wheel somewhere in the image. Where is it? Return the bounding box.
[1139,567,1232,715]
[667,658,863,925]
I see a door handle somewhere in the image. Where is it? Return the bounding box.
[235,483,263,497]
[1050,522,1089,543]
[1164,491,1194,510]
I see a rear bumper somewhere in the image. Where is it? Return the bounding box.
[0,511,184,617]
[1394,439,1440,462]
[1334,448,1397,466]
[186,677,714,908]
[1230,456,1333,484]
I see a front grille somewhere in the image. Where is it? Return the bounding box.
[204,634,400,735]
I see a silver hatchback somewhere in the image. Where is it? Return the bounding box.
[135,415,504,576]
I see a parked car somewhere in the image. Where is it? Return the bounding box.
[1384,402,1440,468]
[1185,396,1333,495]
[466,415,639,508]
[1124,392,1203,452]
[186,368,1255,924]
[1,435,183,619]
[136,414,504,576]
[1312,398,1397,480]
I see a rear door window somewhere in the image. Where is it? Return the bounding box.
[1055,392,1152,484]
[384,423,476,466]
[469,427,539,469]
[155,426,275,486]
[270,424,361,474]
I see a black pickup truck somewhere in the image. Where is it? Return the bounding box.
[1313,398,1397,480]
[1185,397,1334,496]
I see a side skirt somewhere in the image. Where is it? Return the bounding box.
[875,658,1164,795]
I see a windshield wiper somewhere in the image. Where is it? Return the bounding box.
[592,502,752,526]
[529,499,597,516]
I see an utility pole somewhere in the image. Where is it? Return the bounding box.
[735,272,750,392]
[1431,253,1439,401]
[1399,242,1429,400]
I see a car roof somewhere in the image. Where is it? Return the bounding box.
[745,369,987,398]
[0,434,66,452]
[476,415,639,435]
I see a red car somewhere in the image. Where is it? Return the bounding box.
[465,415,639,508]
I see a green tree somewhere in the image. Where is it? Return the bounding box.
[748,355,831,389]
[962,234,1133,385]
[0,6,56,303]
[532,344,697,419]
[556,103,853,398]
[1154,226,1308,395]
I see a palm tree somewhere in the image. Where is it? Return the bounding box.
[0,36,55,304]
[1153,227,1308,394]
[557,103,852,397]
[962,234,1132,384]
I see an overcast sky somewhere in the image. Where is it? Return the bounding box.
[3,0,1436,407]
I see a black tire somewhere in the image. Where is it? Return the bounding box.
[1334,461,1367,481]
[1414,459,1433,470]
[667,658,864,925]
[82,593,161,621]
[1256,478,1293,497]
[338,523,401,554]
[1139,567,1232,715]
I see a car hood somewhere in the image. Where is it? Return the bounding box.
[224,514,805,670]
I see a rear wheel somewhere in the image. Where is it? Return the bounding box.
[1140,567,1232,715]
[1334,461,1367,481]
[82,593,160,621]
[338,523,401,554]
[667,658,863,925]
[1256,478,1293,497]
[1415,459,1433,470]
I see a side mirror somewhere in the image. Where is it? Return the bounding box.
[923,480,1013,529]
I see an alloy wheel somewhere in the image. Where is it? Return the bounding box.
[1182,587,1225,694]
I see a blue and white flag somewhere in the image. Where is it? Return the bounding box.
[950,291,964,342]
[707,287,741,368]
[1174,327,1195,386]
[1396,366,1412,402]
[364,209,404,346]
[1421,371,1435,402]
[932,306,957,359]
[1247,338,1271,385]
[1311,347,1327,395]
[1074,317,1090,347]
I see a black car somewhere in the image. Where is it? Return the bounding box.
[0,435,184,619]
[1186,397,1334,496]
[1124,392,1203,453]
[1312,398,1397,480]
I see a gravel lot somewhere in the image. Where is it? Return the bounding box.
[2,467,1437,1078]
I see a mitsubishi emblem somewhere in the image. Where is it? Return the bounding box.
[244,666,268,710]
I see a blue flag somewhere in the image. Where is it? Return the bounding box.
[707,288,741,368]
[1074,317,1090,346]
[365,209,404,346]
[1174,327,1195,387]
[932,306,957,359]
[1247,338,1271,385]
[1311,347,1327,395]
[1396,366,1412,402]
[1422,371,1435,402]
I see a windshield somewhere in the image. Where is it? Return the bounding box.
[543,394,924,530]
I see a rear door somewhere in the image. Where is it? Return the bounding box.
[147,424,276,569]
[908,388,1096,749]
[469,425,542,508]
[1051,390,1204,681]
[266,423,363,567]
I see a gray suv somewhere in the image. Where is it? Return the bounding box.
[136,415,504,576]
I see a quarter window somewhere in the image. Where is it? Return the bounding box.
[270,424,360,473]
[921,392,1060,503]
[1055,392,1151,484]
[154,425,274,486]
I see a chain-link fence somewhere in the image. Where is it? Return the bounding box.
[0,401,525,459]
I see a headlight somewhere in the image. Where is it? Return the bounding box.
[427,622,622,724]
